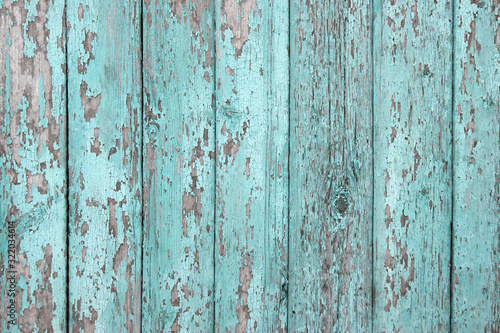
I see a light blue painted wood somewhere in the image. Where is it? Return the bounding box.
[214,0,289,331]
[452,1,500,331]
[288,0,373,331]
[141,0,216,331]
[1,1,499,331]
[67,0,142,331]
[373,0,453,331]
[0,0,67,331]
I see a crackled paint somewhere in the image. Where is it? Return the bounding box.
[141,0,216,331]
[0,0,67,332]
[214,0,289,331]
[67,0,142,332]
[2,0,500,331]
[452,1,500,331]
[288,0,373,331]
[373,0,453,331]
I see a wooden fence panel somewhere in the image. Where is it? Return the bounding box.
[373,0,453,331]
[288,0,373,331]
[67,0,142,331]
[142,0,216,331]
[214,0,289,331]
[1,0,500,331]
[452,1,500,331]
[0,0,67,331]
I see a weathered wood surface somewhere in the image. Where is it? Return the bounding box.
[67,0,142,332]
[214,0,289,331]
[288,0,373,331]
[0,0,67,331]
[141,0,216,331]
[1,0,500,331]
[373,0,453,331]
[451,1,500,331]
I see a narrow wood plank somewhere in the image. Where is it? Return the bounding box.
[373,0,453,331]
[141,0,216,331]
[214,0,289,331]
[288,0,373,331]
[0,0,67,331]
[67,1,142,331]
[452,1,500,331]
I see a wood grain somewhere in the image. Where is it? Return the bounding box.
[452,1,500,331]
[288,0,373,331]
[214,0,289,331]
[141,0,216,331]
[373,0,453,331]
[1,1,500,331]
[67,0,142,331]
[0,0,67,331]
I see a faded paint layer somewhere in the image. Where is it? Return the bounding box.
[288,0,373,331]
[67,0,142,332]
[1,1,499,332]
[373,0,453,331]
[0,0,67,332]
[215,0,289,331]
[452,1,500,331]
[142,0,216,331]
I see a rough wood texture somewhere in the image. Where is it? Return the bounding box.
[373,0,453,331]
[214,0,289,331]
[288,0,373,331]
[2,1,500,331]
[0,0,67,331]
[141,0,216,331]
[67,0,142,331]
[452,1,500,331]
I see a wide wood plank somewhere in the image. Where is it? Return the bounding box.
[141,0,216,331]
[0,0,67,331]
[288,0,373,331]
[67,1,142,331]
[451,1,500,331]
[373,0,453,331]
[214,0,289,331]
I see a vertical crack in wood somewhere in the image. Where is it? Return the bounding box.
[139,0,144,332]
[65,0,70,331]
[213,0,218,329]
[449,0,456,330]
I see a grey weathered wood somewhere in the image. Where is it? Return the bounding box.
[142,0,216,331]
[373,0,453,331]
[0,0,67,331]
[214,0,289,331]
[451,1,500,331]
[67,0,142,331]
[288,0,373,331]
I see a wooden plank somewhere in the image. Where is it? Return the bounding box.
[141,0,216,331]
[451,1,500,331]
[67,1,142,331]
[373,0,453,331]
[214,0,289,331]
[288,0,373,331]
[0,0,67,331]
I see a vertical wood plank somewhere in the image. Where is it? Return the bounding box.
[0,0,67,331]
[214,0,289,331]
[288,0,373,331]
[67,1,142,331]
[141,0,216,331]
[373,0,453,331]
[452,1,500,331]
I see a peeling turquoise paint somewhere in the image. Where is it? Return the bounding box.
[452,1,500,332]
[142,0,216,331]
[1,0,499,332]
[1,0,67,331]
[67,0,142,331]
